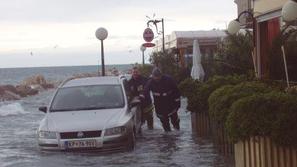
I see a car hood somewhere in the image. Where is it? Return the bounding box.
[46,108,128,132]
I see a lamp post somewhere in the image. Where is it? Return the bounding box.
[147,18,165,53]
[280,0,297,88]
[227,10,254,35]
[140,45,146,65]
[227,10,257,76]
[95,27,108,76]
[281,0,297,22]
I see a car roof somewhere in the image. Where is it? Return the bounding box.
[61,76,122,88]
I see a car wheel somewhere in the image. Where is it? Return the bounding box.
[127,128,136,151]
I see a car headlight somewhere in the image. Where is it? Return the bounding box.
[38,131,57,139]
[104,126,126,136]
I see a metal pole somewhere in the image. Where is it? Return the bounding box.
[101,40,105,76]
[281,45,290,88]
[142,50,145,65]
[162,18,165,53]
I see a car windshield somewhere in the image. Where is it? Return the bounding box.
[50,85,125,112]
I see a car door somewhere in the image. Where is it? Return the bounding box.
[122,78,142,133]
[129,97,142,133]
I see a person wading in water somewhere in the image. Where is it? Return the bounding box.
[141,68,181,132]
[128,66,154,130]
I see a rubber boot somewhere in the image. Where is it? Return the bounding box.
[171,113,180,130]
[173,119,180,130]
[146,112,154,130]
[160,117,171,132]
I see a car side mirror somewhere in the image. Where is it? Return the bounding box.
[38,106,47,113]
[129,97,141,109]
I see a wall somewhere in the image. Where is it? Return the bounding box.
[254,0,288,16]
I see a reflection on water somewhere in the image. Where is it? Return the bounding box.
[0,92,232,167]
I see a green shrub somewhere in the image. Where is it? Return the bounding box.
[179,75,247,113]
[205,75,248,90]
[208,81,273,123]
[194,75,247,112]
[212,33,254,76]
[178,78,203,112]
[178,78,201,97]
[271,96,297,147]
[149,51,191,83]
[225,91,294,143]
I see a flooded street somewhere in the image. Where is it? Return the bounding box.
[0,91,232,167]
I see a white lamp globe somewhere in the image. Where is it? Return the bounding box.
[95,27,108,40]
[227,20,241,35]
[282,0,297,22]
[140,45,146,52]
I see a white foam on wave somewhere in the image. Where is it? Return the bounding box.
[0,103,28,116]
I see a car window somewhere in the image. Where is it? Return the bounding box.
[50,85,125,112]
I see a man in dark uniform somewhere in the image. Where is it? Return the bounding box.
[142,68,181,132]
[127,67,154,130]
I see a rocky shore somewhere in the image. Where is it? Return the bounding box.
[0,75,55,101]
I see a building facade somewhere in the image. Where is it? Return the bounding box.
[235,0,297,80]
[154,30,226,68]
[253,0,289,79]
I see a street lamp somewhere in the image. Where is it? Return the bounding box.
[281,0,297,22]
[227,10,257,75]
[280,0,297,88]
[227,10,254,35]
[140,45,146,65]
[95,27,108,76]
[147,18,165,53]
[227,20,241,35]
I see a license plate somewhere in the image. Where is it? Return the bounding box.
[65,140,97,149]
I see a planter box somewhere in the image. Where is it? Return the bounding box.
[211,121,234,156]
[191,112,211,137]
[235,136,297,167]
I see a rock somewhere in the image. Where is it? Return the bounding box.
[0,75,56,102]
[0,87,5,98]
[30,84,44,91]
[21,75,56,90]
[2,90,21,101]
[1,85,18,94]
[15,85,39,97]
[41,83,55,89]
[22,75,47,86]
[0,86,21,101]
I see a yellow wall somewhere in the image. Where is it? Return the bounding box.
[254,0,288,16]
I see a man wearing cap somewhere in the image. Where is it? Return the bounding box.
[127,67,154,130]
[142,68,181,132]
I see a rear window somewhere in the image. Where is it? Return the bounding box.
[50,85,125,112]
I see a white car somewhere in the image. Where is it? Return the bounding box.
[37,76,142,152]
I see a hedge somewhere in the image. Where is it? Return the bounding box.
[226,91,297,147]
[208,81,273,123]
[179,75,247,113]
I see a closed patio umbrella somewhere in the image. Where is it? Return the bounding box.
[191,39,205,81]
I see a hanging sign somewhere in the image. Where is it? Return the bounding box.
[143,28,154,42]
[142,42,155,48]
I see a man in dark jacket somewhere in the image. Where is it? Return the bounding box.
[127,67,154,129]
[142,68,181,132]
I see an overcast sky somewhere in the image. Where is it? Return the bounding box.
[0,0,237,68]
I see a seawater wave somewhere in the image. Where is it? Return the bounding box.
[0,102,28,116]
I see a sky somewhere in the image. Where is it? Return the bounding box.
[0,0,237,68]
